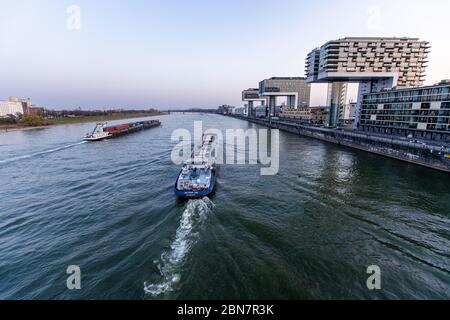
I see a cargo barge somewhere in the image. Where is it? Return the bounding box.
[175,134,217,198]
[83,120,161,141]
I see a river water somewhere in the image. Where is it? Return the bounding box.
[0,113,449,299]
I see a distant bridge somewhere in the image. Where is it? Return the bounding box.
[163,109,219,114]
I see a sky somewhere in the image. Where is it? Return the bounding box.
[1,0,450,110]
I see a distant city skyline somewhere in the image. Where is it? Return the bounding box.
[1,0,450,109]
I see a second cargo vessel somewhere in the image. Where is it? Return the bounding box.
[83,120,161,141]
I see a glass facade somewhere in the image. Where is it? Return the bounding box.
[258,77,311,108]
[360,83,450,141]
[306,37,430,88]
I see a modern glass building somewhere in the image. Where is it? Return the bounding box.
[359,80,450,142]
[242,88,266,117]
[280,107,328,124]
[306,37,430,87]
[258,77,311,111]
[242,88,261,101]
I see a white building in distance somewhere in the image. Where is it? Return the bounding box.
[0,97,29,117]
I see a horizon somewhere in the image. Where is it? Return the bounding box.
[1,0,450,109]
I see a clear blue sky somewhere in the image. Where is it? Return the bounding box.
[1,0,449,109]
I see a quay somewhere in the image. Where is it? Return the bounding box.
[227,114,450,174]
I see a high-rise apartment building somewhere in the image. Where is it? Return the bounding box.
[306,37,430,126]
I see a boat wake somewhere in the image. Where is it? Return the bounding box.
[144,197,215,296]
[0,141,87,165]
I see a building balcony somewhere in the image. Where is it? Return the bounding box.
[325,43,341,49]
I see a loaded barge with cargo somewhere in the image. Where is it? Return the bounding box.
[175,134,217,198]
[83,120,161,141]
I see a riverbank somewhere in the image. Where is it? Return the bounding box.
[0,112,166,133]
[228,114,450,173]
[0,125,50,133]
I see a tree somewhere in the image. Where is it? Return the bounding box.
[21,114,47,126]
[0,115,18,125]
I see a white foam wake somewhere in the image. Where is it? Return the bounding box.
[0,141,87,165]
[144,197,215,296]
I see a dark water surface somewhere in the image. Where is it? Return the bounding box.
[0,114,449,299]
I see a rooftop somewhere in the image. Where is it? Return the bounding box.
[268,77,307,80]
[371,80,450,94]
[335,37,421,41]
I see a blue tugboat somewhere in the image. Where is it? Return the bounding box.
[175,134,217,198]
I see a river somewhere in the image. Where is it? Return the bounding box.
[0,113,449,299]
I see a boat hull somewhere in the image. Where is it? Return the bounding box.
[83,136,110,142]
